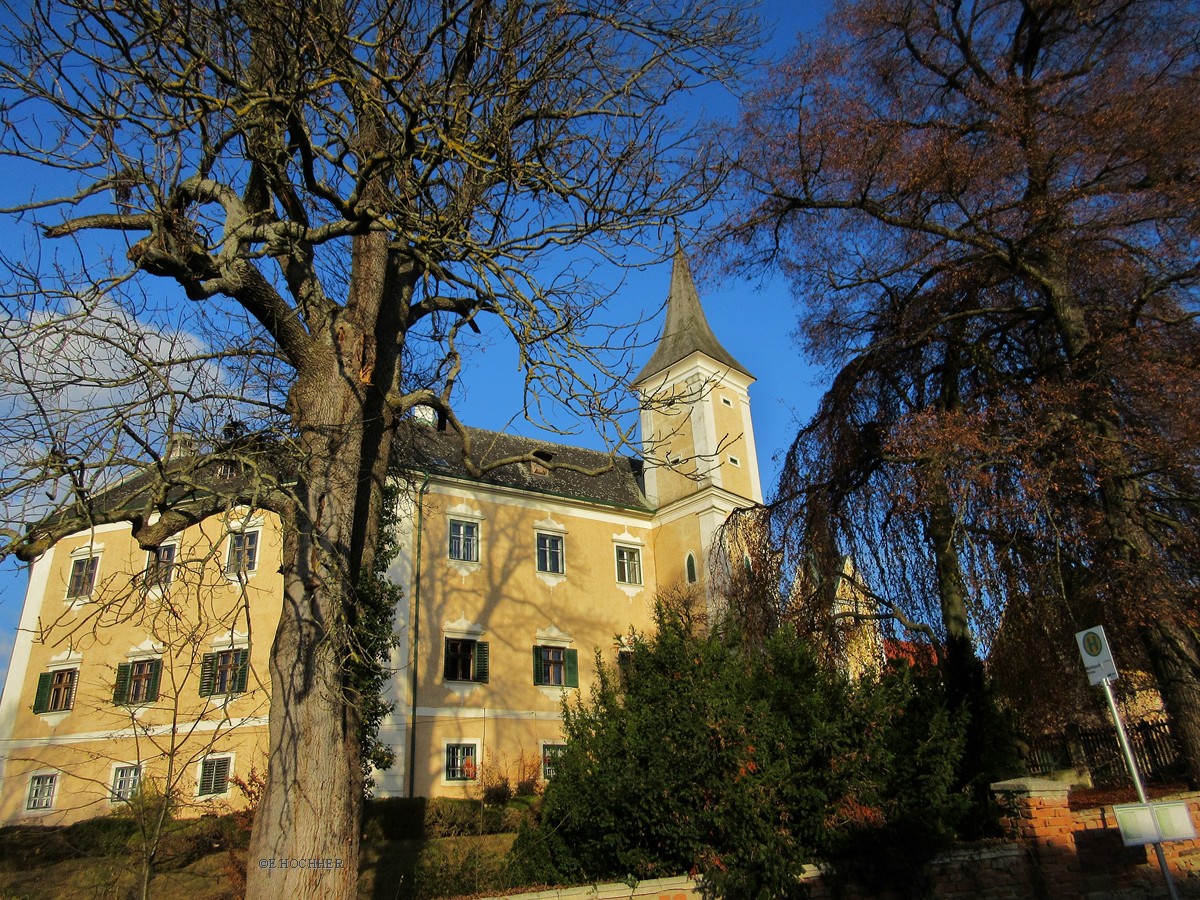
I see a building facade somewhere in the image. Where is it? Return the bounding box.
[0,248,764,823]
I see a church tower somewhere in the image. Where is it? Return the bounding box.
[633,245,763,589]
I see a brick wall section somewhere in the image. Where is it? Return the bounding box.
[991,777,1200,898]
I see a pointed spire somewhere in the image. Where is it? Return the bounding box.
[633,243,751,384]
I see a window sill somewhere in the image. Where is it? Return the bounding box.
[36,709,71,722]
[536,571,565,588]
[444,681,481,699]
[616,582,643,599]
[115,701,155,717]
[536,685,572,700]
[203,693,248,709]
[448,559,480,578]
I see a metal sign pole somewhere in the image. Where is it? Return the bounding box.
[1101,677,1180,900]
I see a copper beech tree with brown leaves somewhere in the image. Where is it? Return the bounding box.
[725,0,1200,785]
[0,1,751,896]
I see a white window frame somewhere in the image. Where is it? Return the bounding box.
[127,657,160,705]
[25,771,57,812]
[534,625,577,695]
[34,649,83,717]
[540,742,567,781]
[611,530,645,598]
[442,618,487,698]
[201,633,251,703]
[224,529,260,578]
[65,548,101,604]
[615,545,643,586]
[144,543,177,592]
[448,519,480,563]
[196,754,234,798]
[444,504,484,576]
[442,739,480,785]
[536,532,565,575]
[534,517,567,587]
[110,763,142,803]
[539,645,567,686]
[46,666,78,712]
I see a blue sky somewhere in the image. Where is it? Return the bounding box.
[0,1,833,690]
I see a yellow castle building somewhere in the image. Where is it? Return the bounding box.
[0,248,765,823]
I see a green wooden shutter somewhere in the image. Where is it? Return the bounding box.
[200,757,232,795]
[473,641,489,683]
[113,663,131,704]
[532,646,544,685]
[565,649,579,688]
[443,639,453,680]
[145,659,162,703]
[32,672,52,713]
[198,653,216,696]
[233,649,249,693]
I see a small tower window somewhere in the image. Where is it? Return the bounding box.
[728,455,740,467]
[721,396,733,407]
[686,553,698,584]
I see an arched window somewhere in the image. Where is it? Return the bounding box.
[685,553,697,584]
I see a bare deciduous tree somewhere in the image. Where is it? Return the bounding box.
[724,0,1200,782]
[0,1,752,895]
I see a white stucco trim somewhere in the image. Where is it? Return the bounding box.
[0,551,56,788]
[0,715,268,749]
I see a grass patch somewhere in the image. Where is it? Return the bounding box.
[360,834,517,900]
[0,801,539,900]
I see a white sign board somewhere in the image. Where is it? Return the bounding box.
[1075,626,1118,686]
[1154,802,1197,842]
[1113,802,1197,847]
[1114,803,1157,846]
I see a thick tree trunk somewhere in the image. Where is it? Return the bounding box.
[244,422,369,899]
[1098,441,1200,788]
[244,238,413,899]
[1046,280,1200,787]
[1143,617,1200,788]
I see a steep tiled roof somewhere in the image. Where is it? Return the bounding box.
[55,422,650,527]
[396,421,651,513]
[633,245,751,384]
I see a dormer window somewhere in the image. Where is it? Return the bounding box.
[530,449,554,476]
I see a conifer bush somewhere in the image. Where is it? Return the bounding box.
[508,600,981,897]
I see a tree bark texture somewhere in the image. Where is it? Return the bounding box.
[245,242,414,899]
